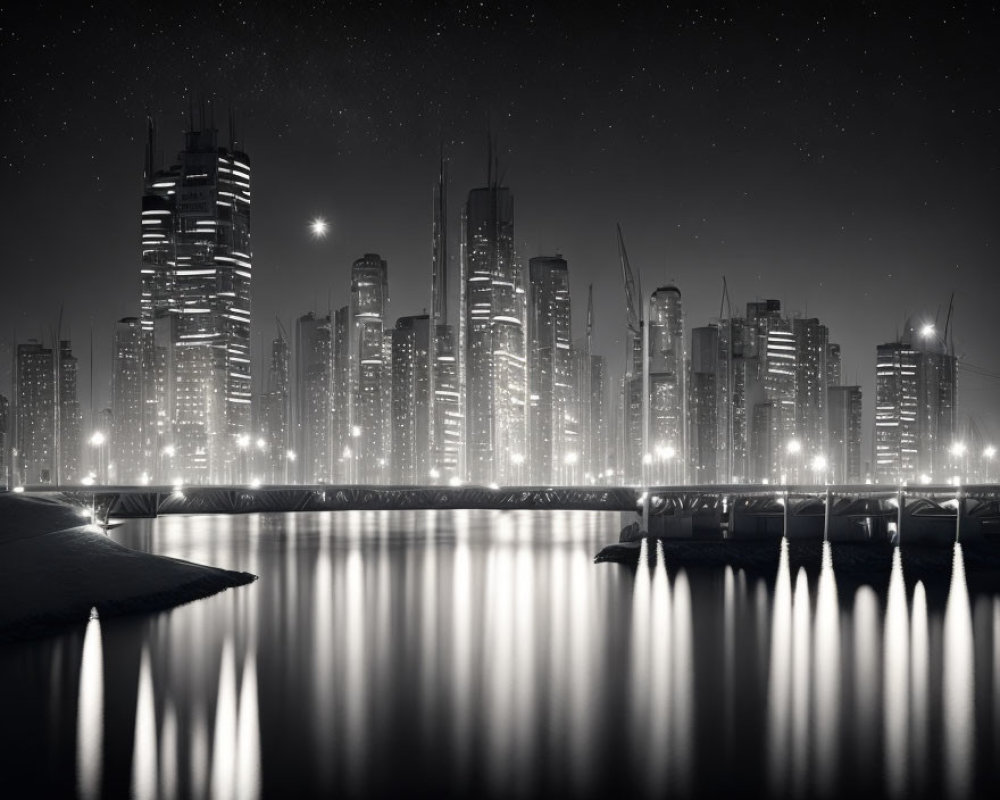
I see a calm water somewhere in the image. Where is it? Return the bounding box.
[1,509,999,799]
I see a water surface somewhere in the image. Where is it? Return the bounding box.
[1,509,998,798]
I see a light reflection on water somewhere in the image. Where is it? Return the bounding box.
[0,511,999,798]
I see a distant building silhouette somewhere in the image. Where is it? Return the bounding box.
[111,317,145,483]
[828,385,863,483]
[391,315,431,483]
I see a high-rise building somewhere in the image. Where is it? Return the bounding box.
[793,317,828,462]
[828,385,863,483]
[874,339,920,482]
[14,341,54,485]
[58,341,82,483]
[295,313,332,483]
[260,330,289,483]
[913,323,958,479]
[111,318,145,483]
[351,254,388,482]
[689,324,720,484]
[527,255,574,484]
[648,286,686,483]
[429,158,462,483]
[461,180,526,484]
[391,315,431,483]
[331,306,351,482]
[140,115,252,483]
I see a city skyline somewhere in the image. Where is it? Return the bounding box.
[1,2,998,473]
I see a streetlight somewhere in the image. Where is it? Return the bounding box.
[950,441,967,483]
[565,451,578,485]
[236,434,251,483]
[810,454,828,484]
[285,450,296,484]
[511,452,524,485]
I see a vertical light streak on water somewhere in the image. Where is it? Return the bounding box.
[211,637,237,800]
[190,706,209,799]
[812,541,841,797]
[131,647,158,800]
[420,511,440,744]
[629,538,651,776]
[513,524,537,796]
[76,610,103,800]
[995,598,1000,768]
[236,646,261,800]
[883,547,909,799]
[723,566,736,761]
[852,586,879,780]
[791,568,811,799]
[767,538,793,796]
[647,540,671,795]
[450,519,473,792]
[484,516,515,795]
[159,700,178,800]
[568,537,598,794]
[372,530,393,747]
[548,536,569,783]
[343,544,367,795]
[909,581,929,793]
[311,529,335,788]
[671,567,694,797]
[943,542,975,799]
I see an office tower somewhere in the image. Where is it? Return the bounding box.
[261,331,289,483]
[331,306,351,481]
[648,286,686,483]
[716,317,748,483]
[622,329,644,484]
[295,313,332,483]
[14,341,54,484]
[58,341,82,483]
[391,315,431,483]
[743,300,791,482]
[0,394,8,487]
[430,158,462,483]
[111,318,145,482]
[913,322,958,479]
[140,114,252,483]
[689,325,720,484]
[381,331,394,480]
[826,343,842,387]
[461,178,526,484]
[351,254,388,482]
[527,255,574,484]
[828,385,863,483]
[793,318,829,463]
[874,339,920,482]
[750,402,778,483]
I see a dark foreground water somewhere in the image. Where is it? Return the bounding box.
[1,509,999,799]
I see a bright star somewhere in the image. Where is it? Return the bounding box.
[310,217,328,239]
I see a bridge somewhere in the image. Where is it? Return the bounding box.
[13,482,1000,545]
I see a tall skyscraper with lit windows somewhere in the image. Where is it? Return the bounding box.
[351,253,389,482]
[648,286,686,483]
[461,178,526,484]
[140,114,252,483]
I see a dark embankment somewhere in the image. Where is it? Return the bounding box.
[0,494,256,642]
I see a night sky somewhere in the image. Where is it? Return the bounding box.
[2,1,998,446]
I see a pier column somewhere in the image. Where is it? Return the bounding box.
[824,488,832,542]
[955,488,963,543]
[896,487,904,546]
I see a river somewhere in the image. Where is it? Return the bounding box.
[1,509,998,798]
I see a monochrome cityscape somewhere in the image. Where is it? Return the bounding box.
[0,117,990,490]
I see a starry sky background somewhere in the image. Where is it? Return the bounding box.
[2,1,998,457]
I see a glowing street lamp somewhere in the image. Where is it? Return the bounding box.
[285,449,296,484]
[920,323,936,339]
[511,452,524,484]
[811,454,828,483]
[89,432,107,484]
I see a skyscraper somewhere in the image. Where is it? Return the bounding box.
[689,324,720,483]
[111,317,145,483]
[874,339,920,482]
[461,179,526,484]
[648,286,686,483]
[331,306,351,482]
[391,315,431,483]
[140,114,252,483]
[527,255,574,484]
[0,394,8,488]
[430,158,462,483]
[351,254,388,482]
[57,341,82,483]
[260,329,289,483]
[793,317,829,462]
[14,341,55,485]
[295,312,332,483]
[828,385,863,483]
[913,323,958,479]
